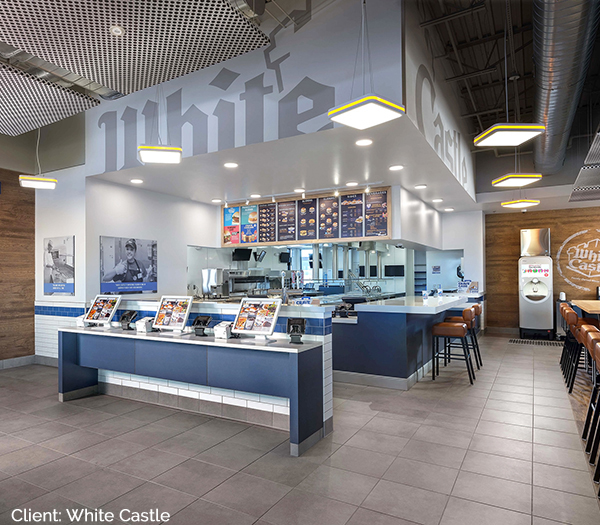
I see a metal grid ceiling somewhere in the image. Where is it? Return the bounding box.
[0,0,270,95]
[569,164,600,202]
[0,62,99,136]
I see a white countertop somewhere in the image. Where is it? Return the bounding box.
[354,295,465,314]
[59,326,321,354]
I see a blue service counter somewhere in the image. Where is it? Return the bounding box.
[332,294,484,390]
[58,327,324,456]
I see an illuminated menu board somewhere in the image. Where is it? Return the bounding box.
[240,205,258,243]
[318,196,339,239]
[298,198,317,240]
[340,193,364,238]
[223,207,240,245]
[277,201,297,241]
[365,190,388,237]
[258,203,276,243]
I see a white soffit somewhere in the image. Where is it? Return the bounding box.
[0,62,99,136]
[0,0,270,95]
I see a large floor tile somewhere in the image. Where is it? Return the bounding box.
[227,426,288,451]
[399,439,467,469]
[154,458,236,496]
[361,418,420,439]
[533,486,600,525]
[451,471,532,514]
[153,429,219,456]
[533,443,592,471]
[347,508,420,525]
[383,457,459,494]
[17,455,99,490]
[0,444,63,475]
[533,415,579,434]
[475,420,533,442]
[196,440,266,470]
[533,462,597,497]
[39,429,108,454]
[362,479,448,525]
[461,450,532,484]
[344,430,409,456]
[168,499,255,525]
[440,496,531,525]
[324,445,395,478]
[468,434,533,461]
[242,450,319,487]
[533,428,584,451]
[480,408,533,427]
[262,488,357,525]
[0,478,48,514]
[411,425,472,449]
[296,465,377,505]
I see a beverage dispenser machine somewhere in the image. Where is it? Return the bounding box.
[519,228,554,339]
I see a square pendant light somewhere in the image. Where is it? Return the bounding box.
[501,199,540,209]
[19,175,57,189]
[492,173,542,188]
[474,123,545,147]
[328,95,405,130]
[138,145,182,164]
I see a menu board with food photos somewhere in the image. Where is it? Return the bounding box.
[277,201,297,241]
[365,190,388,237]
[223,207,240,245]
[258,203,277,243]
[318,196,339,239]
[297,198,317,240]
[340,193,364,238]
[240,205,258,243]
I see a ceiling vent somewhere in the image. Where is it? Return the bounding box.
[0,0,269,96]
[569,164,600,202]
[0,62,99,136]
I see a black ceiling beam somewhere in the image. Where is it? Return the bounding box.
[420,2,486,28]
[460,108,504,118]
[446,68,497,83]
[460,72,533,94]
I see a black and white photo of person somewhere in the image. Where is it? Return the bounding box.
[100,236,157,294]
[103,238,148,283]
[43,236,75,296]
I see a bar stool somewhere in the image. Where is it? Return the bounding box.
[432,321,476,384]
[564,309,599,393]
[582,327,600,455]
[587,339,600,494]
[445,305,482,369]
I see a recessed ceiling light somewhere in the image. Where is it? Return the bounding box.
[334,190,340,196]
[224,162,238,168]
[365,186,371,193]
[271,196,276,202]
[294,188,305,193]
[415,184,427,189]
[355,139,373,146]
[501,199,540,209]
[444,208,455,212]
[245,200,249,205]
[250,194,261,199]
[389,165,404,171]
[130,179,143,184]
[211,198,222,203]
[138,145,182,164]
[110,25,125,37]
[432,198,443,203]
[346,181,359,186]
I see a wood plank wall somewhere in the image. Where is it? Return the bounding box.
[486,207,600,328]
[0,168,35,359]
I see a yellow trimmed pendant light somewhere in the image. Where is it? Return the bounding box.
[474,123,545,147]
[492,173,542,187]
[19,129,57,190]
[19,175,57,189]
[138,145,182,164]
[328,0,404,130]
[501,199,540,209]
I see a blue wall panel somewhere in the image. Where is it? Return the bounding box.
[77,334,135,373]
[135,340,207,384]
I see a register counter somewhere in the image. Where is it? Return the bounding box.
[332,296,468,390]
[58,327,323,456]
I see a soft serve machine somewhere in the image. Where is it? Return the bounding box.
[519,228,555,339]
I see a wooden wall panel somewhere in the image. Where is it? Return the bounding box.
[0,168,35,360]
[486,207,600,328]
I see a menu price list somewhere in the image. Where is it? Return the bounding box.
[223,206,240,245]
[318,196,339,239]
[258,203,277,243]
[277,201,297,241]
[298,198,317,240]
[340,193,364,238]
[365,190,388,237]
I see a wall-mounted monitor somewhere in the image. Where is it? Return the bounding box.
[232,298,282,337]
[279,252,291,263]
[232,248,252,261]
[84,295,122,325]
[384,265,405,277]
[254,249,267,263]
[153,296,193,331]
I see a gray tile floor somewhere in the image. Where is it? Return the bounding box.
[0,335,599,525]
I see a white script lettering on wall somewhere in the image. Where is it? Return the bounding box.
[556,230,600,291]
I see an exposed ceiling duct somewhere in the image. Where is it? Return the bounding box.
[532,0,600,174]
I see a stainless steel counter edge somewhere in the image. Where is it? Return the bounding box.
[58,327,322,353]
[354,296,465,314]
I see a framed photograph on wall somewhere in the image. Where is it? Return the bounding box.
[43,236,75,296]
[100,236,157,294]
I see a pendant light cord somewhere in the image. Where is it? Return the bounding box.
[350,0,374,99]
[36,128,41,176]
